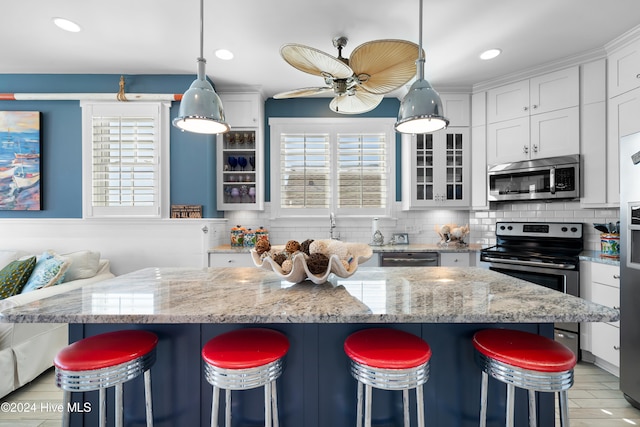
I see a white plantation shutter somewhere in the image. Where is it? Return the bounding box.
[280,133,330,210]
[337,133,387,210]
[81,102,170,218]
[270,118,394,218]
[91,116,156,207]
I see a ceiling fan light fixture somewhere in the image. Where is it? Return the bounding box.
[395,0,448,134]
[173,0,229,135]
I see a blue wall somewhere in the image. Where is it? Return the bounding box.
[264,97,402,202]
[0,74,220,218]
[0,75,403,218]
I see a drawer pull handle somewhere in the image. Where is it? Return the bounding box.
[613,274,620,279]
[614,345,620,351]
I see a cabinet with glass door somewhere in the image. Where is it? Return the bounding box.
[217,129,263,210]
[402,128,470,209]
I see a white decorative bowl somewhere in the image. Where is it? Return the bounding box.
[250,241,373,284]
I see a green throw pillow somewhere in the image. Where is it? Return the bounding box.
[0,257,36,300]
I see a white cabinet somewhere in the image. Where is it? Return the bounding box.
[607,87,640,207]
[220,92,262,128]
[440,93,470,127]
[402,128,470,209]
[487,67,579,124]
[486,67,579,165]
[607,37,640,98]
[582,262,621,373]
[216,92,264,211]
[440,252,473,267]
[208,253,254,268]
[471,92,489,210]
[487,107,579,165]
[580,59,609,207]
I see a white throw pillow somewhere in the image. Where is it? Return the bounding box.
[62,250,101,282]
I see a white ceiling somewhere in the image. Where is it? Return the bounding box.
[3,0,640,98]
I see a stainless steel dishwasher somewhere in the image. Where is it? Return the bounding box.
[379,252,439,267]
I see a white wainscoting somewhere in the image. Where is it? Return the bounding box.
[0,218,229,275]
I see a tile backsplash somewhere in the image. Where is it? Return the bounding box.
[222,201,619,251]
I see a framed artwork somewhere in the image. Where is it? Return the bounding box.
[0,111,41,210]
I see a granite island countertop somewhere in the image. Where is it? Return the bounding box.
[0,267,618,325]
[209,243,485,254]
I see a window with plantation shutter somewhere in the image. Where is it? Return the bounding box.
[81,102,170,218]
[337,133,387,210]
[270,118,395,218]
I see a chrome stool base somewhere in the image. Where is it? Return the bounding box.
[204,358,283,427]
[56,349,156,427]
[476,352,574,427]
[350,359,430,427]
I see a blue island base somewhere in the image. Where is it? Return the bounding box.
[68,323,555,427]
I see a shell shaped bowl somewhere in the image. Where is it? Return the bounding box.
[250,241,373,284]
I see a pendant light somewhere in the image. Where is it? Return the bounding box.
[395,0,448,134]
[173,0,230,135]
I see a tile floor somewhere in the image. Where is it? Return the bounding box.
[0,362,639,426]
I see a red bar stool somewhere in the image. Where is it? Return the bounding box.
[54,329,158,427]
[472,328,577,427]
[344,328,432,427]
[202,328,290,427]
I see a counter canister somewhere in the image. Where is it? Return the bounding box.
[255,226,269,244]
[230,225,246,248]
[243,228,256,248]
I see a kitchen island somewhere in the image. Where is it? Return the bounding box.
[0,267,619,427]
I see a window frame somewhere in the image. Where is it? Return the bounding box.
[80,101,170,219]
[269,117,396,219]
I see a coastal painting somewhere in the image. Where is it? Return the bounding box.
[0,111,41,210]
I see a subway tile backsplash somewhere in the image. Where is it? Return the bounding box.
[223,201,619,251]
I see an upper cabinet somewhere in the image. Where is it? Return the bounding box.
[219,92,262,128]
[486,67,580,165]
[487,67,579,123]
[216,92,264,211]
[607,37,640,98]
[401,128,470,210]
[440,93,471,127]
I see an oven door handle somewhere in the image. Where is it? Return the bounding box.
[482,256,576,270]
[550,166,556,194]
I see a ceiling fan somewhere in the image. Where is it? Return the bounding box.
[273,36,420,114]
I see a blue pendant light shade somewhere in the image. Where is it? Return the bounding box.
[173,0,229,135]
[395,0,448,134]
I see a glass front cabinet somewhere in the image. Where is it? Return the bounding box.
[216,92,264,211]
[401,128,470,209]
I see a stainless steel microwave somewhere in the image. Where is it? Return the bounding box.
[488,155,580,202]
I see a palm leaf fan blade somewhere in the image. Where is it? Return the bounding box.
[280,44,353,79]
[329,91,383,115]
[349,40,421,94]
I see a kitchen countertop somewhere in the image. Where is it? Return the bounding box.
[0,266,618,324]
[209,243,485,254]
[579,250,621,266]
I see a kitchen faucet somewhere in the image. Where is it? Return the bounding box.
[330,212,339,240]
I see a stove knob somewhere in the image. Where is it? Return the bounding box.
[500,225,506,230]
[561,227,568,232]
[507,226,513,231]
[571,227,578,233]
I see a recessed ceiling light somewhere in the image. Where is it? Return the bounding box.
[480,48,502,60]
[52,17,81,33]
[215,49,234,60]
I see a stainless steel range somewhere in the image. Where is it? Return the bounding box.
[480,221,583,357]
